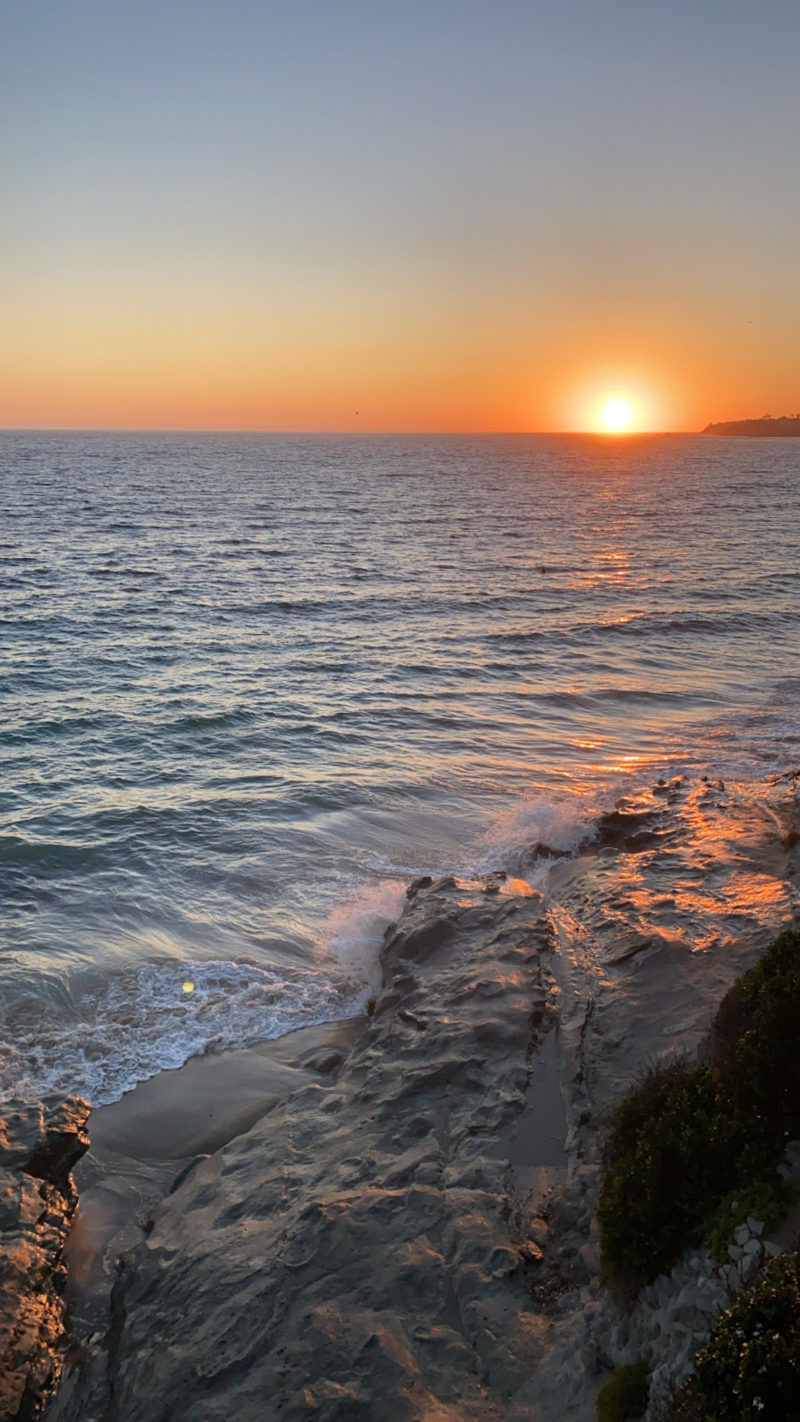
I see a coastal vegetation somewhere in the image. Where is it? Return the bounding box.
[703,415,800,436]
[670,1248,800,1419]
[596,1359,650,1420]
[598,927,800,1291]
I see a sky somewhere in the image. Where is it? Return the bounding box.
[3,0,800,432]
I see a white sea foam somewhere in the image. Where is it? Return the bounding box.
[0,956,368,1108]
[475,793,595,882]
[320,877,409,980]
[0,879,415,1108]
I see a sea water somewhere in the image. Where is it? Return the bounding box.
[1,431,798,1105]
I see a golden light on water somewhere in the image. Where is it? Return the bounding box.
[182,980,195,994]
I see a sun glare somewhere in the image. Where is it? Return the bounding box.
[561,369,672,434]
[600,398,635,433]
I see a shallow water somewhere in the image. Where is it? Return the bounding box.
[1,431,798,1103]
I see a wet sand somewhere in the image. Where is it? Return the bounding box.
[65,1018,364,1328]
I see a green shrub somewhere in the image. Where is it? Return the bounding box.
[671,1249,800,1420]
[715,928,800,1160]
[596,1359,650,1421]
[598,1061,732,1287]
[598,928,800,1291]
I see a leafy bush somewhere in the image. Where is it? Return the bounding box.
[598,928,800,1291]
[598,1061,733,1288]
[671,1249,800,1420]
[714,928,800,1161]
[596,1359,650,1421]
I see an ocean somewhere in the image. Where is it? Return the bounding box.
[2,431,798,1107]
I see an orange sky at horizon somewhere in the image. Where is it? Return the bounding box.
[3,310,795,435]
[3,258,795,434]
[4,2,800,436]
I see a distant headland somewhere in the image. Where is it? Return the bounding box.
[703,414,800,436]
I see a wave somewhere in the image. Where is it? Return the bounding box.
[0,957,365,1108]
[484,606,794,654]
[475,793,595,881]
[0,872,414,1107]
[0,832,113,875]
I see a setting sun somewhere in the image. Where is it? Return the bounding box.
[559,371,674,435]
[600,398,635,433]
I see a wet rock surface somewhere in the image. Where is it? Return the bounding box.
[55,874,562,1421]
[49,773,800,1421]
[507,775,800,1420]
[0,1094,89,1420]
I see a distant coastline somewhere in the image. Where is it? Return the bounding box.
[703,415,800,436]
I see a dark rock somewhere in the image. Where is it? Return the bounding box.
[0,1094,89,1420]
[532,842,572,860]
[590,807,662,853]
[396,1009,428,1031]
[382,909,458,965]
[167,1155,211,1196]
[405,874,433,897]
[300,1049,346,1074]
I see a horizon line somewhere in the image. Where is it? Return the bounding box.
[0,426,697,437]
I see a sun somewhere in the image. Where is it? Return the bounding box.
[561,370,670,433]
[600,398,635,433]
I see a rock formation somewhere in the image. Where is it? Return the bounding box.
[0,1093,89,1419]
[47,772,800,1420]
[54,874,562,1421]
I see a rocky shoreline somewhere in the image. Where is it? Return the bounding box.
[9,773,800,1420]
[52,870,562,1421]
[0,1094,89,1419]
